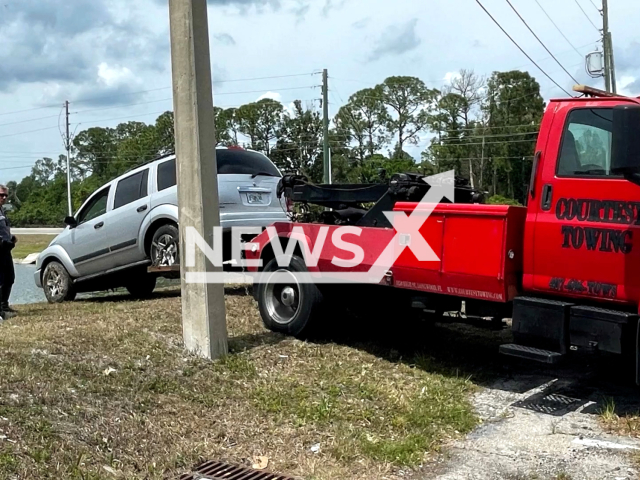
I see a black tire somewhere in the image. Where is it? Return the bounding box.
[125,274,157,299]
[42,261,76,304]
[256,255,324,337]
[150,224,179,267]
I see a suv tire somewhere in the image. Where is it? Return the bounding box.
[43,261,76,303]
[150,224,179,267]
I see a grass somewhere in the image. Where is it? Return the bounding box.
[12,234,56,260]
[598,397,640,438]
[597,397,640,466]
[0,288,478,479]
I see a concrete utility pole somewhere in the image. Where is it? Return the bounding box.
[602,0,617,93]
[168,0,228,359]
[322,69,331,184]
[64,101,72,216]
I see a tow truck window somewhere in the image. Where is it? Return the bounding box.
[557,108,613,177]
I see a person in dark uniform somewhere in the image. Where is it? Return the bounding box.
[0,185,17,319]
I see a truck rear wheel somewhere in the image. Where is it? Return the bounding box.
[256,255,324,337]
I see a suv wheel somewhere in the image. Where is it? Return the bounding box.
[43,261,76,303]
[150,224,179,267]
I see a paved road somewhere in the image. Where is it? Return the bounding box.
[12,264,46,305]
[13,228,63,235]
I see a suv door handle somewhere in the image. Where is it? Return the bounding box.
[137,205,148,213]
[541,184,553,211]
[94,221,104,229]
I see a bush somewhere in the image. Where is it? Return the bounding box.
[487,195,522,206]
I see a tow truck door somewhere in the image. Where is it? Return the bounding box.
[530,103,640,304]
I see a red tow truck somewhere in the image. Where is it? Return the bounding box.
[244,85,640,384]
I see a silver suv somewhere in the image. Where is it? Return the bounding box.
[34,146,289,303]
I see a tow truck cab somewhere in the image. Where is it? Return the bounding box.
[505,94,640,372]
[247,88,640,383]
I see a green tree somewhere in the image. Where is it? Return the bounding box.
[334,86,389,163]
[381,76,438,156]
[270,100,323,181]
[483,70,544,203]
[235,99,284,155]
[73,127,118,180]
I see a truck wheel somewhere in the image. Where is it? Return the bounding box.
[256,255,324,337]
[126,274,157,299]
[151,224,179,267]
[43,261,76,304]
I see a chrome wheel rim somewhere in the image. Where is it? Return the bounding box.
[264,269,301,325]
[46,270,64,297]
[153,234,178,266]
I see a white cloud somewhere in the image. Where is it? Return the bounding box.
[443,71,461,84]
[257,91,282,102]
[97,62,139,88]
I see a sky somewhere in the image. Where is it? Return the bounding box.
[0,0,639,184]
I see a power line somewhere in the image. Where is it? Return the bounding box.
[74,110,172,127]
[475,0,573,97]
[587,0,601,14]
[0,126,60,139]
[505,0,579,84]
[0,113,62,128]
[214,86,319,96]
[0,104,62,118]
[533,0,585,59]
[573,0,600,31]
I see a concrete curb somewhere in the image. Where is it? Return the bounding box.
[13,253,39,265]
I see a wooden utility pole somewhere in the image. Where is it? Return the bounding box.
[602,0,617,94]
[322,69,331,184]
[168,0,228,359]
[64,101,72,216]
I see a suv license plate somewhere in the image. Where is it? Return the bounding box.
[247,193,264,204]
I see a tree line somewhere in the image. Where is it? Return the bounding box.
[6,69,545,226]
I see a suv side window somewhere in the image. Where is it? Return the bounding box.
[78,186,110,224]
[157,159,177,191]
[557,108,614,177]
[216,149,281,176]
[114,169,149,209]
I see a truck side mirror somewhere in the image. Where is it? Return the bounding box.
[611,104,640,177]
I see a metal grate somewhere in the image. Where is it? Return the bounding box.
[511,382,588,417]
[179,460,298,480]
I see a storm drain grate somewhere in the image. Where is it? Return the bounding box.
[512,390,586,416]
[179,460,298,480]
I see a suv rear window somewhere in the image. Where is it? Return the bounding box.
[114,169,149,209]
[216,149,280,176]
[156,150,280,189]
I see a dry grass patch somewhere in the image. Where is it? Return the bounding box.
[0,288,477,479]
[12,235,56,260]
[599,397,640,438]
